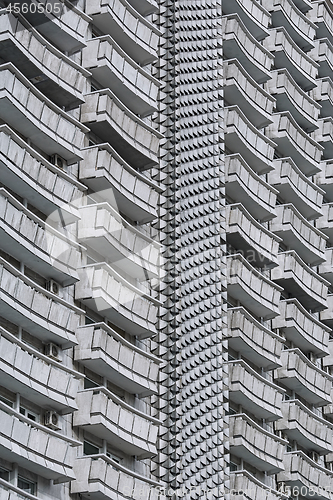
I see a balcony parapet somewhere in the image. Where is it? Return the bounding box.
[229,359,285,420]
[270,204,326,266]
[225,106,276,175]
[271,251,329,311]
[0,479,39,500]
[313,117,333,159]
[309,1,333,45]
[75,323,160,396]
[223,14,274,84]
[222,0,270,40]
[230,470,287,500]
[272,298,330,357]
[275,348,332,406]
[310,38,333,81]
[311,77,333,119]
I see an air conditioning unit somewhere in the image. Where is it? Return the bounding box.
[45,280,60,295]
[45,343,61,362]
[44,411,61,430]
[50,154,66,170]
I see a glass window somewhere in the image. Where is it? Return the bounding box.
[18,477,36,495]
[83,441,99,456]
[0,467,9,481]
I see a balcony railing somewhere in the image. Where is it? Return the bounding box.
[75,262,159,338]
[81,90,162,170]
[0,479,39,500]
[86,0,160,65]
[230,470,285,500]
[313,117,333,160]
[74,387,159,458]
[230,414,286,474]
[226,154,277,221]
[269,157,324,220]
[271,251,329,311]
[229,359,284,420]
[228,306,283,370]
[272,298,330,357]
[310,38,333,81]
[275,348,332,406]
[225,106,277,175]
[222,0,269,40]
[270,204,326,266]
[75,323,159,396]
[309,1,333,45]
[227,253,283,320]
[223,14,274,83]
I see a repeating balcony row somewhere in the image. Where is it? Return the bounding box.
[317,203,333,243]
[230,471,283,500]
[309,1,333,46]
[316,159,333,202]
[310,38,333,82]
[313,117,333,160]
[311,76,333,119]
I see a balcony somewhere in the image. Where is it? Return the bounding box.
[0,10,89,108]
[75,323,159,396]
[266,112,323,176]
[263,0,315,51]
[323,339,333,368]
[0,188,80,286]
[86,0,160,65]
[0,326,81,414]
[0,480,39,500]
[230,414,285,474]
[79,144,160,224]
[319,248,333,286]
[75,262,159,338]
[227,307,283,370]
[229,359,284,420]
[74,387,159,458]
[126,0,158,16]
[276,399,333,454]
[0,257,81,348]
[277,451,333,500]
[72,455,160,500]
[78,203,160,279]
[225,106,276,175]
[309,1,333,44]
[264,27,318,90]
[269,157,324,220]
[83,37,159,117]
[267,69,320,132]
[271,251,328,311]
[310,38,333,81]
[320,294,333,328]
[226,154,277,221]
[317,203,333,243]
[0,403,79,483]
[224,59,275,128]
[316,161,333,201]
[227,203,280,267]
[275,348,332,406]
[222,0,269,40]
[223,14,274,84]
[270,204,326,266]
[230,471,285,500]
[272,299,330,357]
[81,90,162,170]
[313,117,333,160]
[0,63,87,165]
[228,253,282,319]
[311,77,333,119]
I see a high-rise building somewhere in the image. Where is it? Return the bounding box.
[0,0,333,500]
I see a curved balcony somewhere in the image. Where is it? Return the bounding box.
[275,348,332,406]
[227,253,282,320]
[225,106,276,175]
[266,112,323,176]
[277,451,333,500]
[313,117,333,160]
[227,204,280,267]
[222,0,269,40]
[272,299,330,357]
[223,14,274,84]
[317,203,333,243]
[0,480,39,500]
[0,257,81,348]
[310,1,333,43]
[272,251,329,311]
[316,163,333,202]
[0,403,79,483]
[78,203,160,280]
[83,37,159,117]
[226,154,277,221]
[72,455,160,500]
[224,59,275,128]
[0,10,89,108]
[267,69,320,132]
[230,414,286,474]
[276,399,333,454]
[86,0,160,65]
[310,38,333,81]
[269,157,324,220]
[319,248,333,286]
[0,326,81,414]
[264,27,318,90]
[74,387,159,458]
[263,0,315,51]
[320,294,333,328]
[0,188,80,285]
[126,0,158,16]
[0,63,87,165]
[270,205,326,266]
[230,471,284,500]
[229,359,284,420]
[0,125,84,224]
[81,89,162,170]
[75,323,159,396]
[80,144,160,224]
[311,77,333,119]
[227,307,283,370]
[75,262,159,338]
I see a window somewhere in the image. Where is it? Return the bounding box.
[0,395,13,408]
[19,407,39,422]
[230,461,238,472]
[83,441,99,456]
[0,467,9,481]
[106,452,121,464]
[84,378,100,390]
[18,477,36,496]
